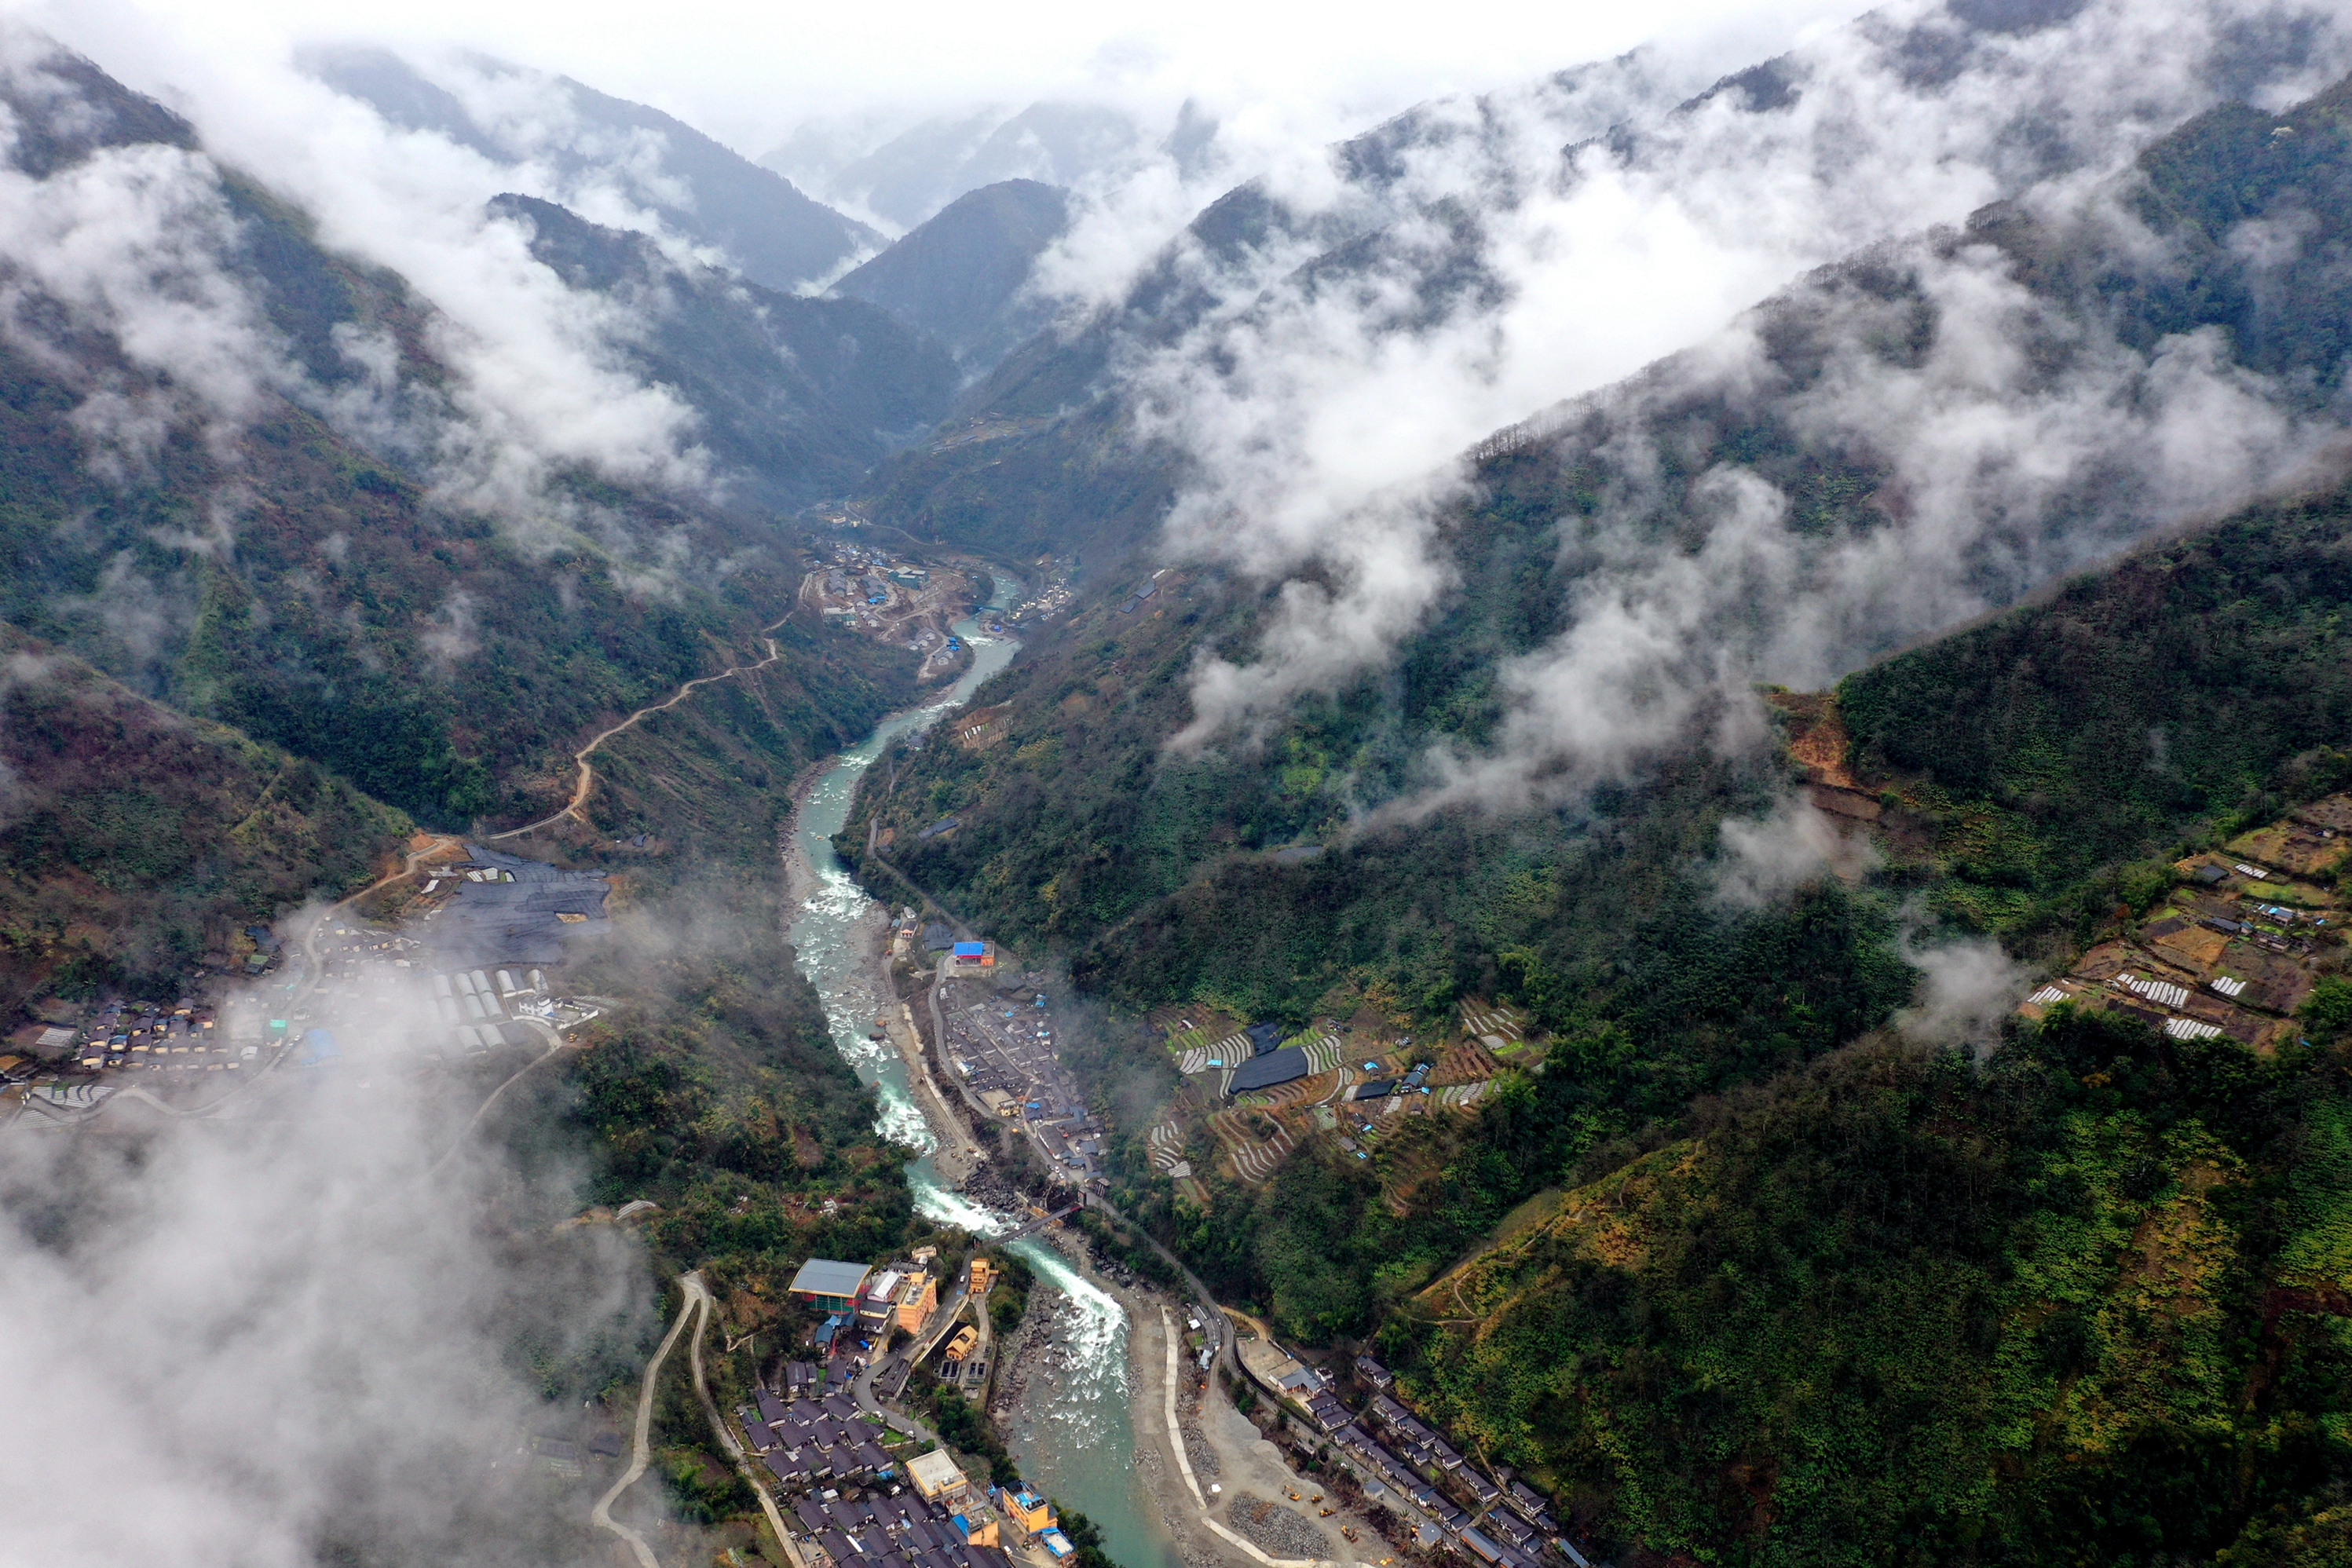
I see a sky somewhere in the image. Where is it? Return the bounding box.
[20,0,1863,157]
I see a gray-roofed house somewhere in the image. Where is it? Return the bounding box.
[1505,1480,1557,1530]
[1228,1045,1308,1094]
[791,1259,874,1312]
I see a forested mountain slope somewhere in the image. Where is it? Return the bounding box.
[1388,1003,2352,1566]
[871,422,2352,1568]
[832,179,1071,375]
[0,42,920,832]
[0,628,411,1002]
[302,46,881,291]
[846,71,2352,1022]
[851,2,2340,577]
[1351,497,2352,1559]
[489,194,958,506]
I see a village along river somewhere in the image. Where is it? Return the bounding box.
[787,582,1181,1568]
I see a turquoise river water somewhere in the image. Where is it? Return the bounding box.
[785,585,1180,1568]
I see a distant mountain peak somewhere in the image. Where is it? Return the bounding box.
[833,179,1072,375]
[0,29,196,175]
[301,46,879,291]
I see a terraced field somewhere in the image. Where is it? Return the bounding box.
[1210,1107,1296,1185]
[1431,1041,1502,1086]
[1458,998,1528,1054]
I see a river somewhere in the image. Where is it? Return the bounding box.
[786,583,1180,1568]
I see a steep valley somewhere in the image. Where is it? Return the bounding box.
[16,9,2352,1568]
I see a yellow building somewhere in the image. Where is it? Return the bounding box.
[942,1325,979,1362]
[1003,1491,1056,1536]
[968,1258,995,1297]
[907,1449,971,1508]
[895,1271,938,1332]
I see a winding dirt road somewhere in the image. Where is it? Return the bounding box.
[425,1016,575,1176]
[488,615,796,842]
[592,1273,706,1568]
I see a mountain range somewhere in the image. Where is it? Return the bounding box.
[16,4,2352,1563]
[763,100,1147,230]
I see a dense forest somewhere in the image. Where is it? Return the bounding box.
[0,627,412,1000]
[828,84,2352,1558]
[1392,1005,2352,1566]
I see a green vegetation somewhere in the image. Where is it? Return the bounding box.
[921,1384,1022,1488]
[988,1250,1038,1334]
[1051,1505,1123,1568]
[1838,484,2352,945]
[1387,1009,2352,1567]
[850,70,2352,1033]
[0,629,410,1000]
[829,78,2352,1566]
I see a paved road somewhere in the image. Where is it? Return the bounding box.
[1080,1189,1233,1376]
[860,1282,969,1420]
[681,1272,810,1568]
[853,1347,944,1445]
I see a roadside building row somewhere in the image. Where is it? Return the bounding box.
[1259,1347,1578,1568]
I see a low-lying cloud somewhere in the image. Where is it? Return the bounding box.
[1894,927,2032,1053]
[0,953,653,1568]
[1710,790,1881,909]
[0,25,719,547]
[1092,0,2352,789]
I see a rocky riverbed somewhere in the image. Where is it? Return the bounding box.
[1228,1496,1330,1559]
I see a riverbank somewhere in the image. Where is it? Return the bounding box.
[774,596,1365,1568]
[781,751,984,1184]
[1007,1223,1404,1568]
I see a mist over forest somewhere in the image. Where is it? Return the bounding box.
[12,0,2352,1563]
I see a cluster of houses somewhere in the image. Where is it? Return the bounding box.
[2017,796,2352,1049]
[740,1387,897,1488]
[994,558,1074,632]
[3,996,253,1083]
[772,1441,1072,1568]
[790,1255,944,1355]
[1260,1350,1578,1568]
[810,543,957,651]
